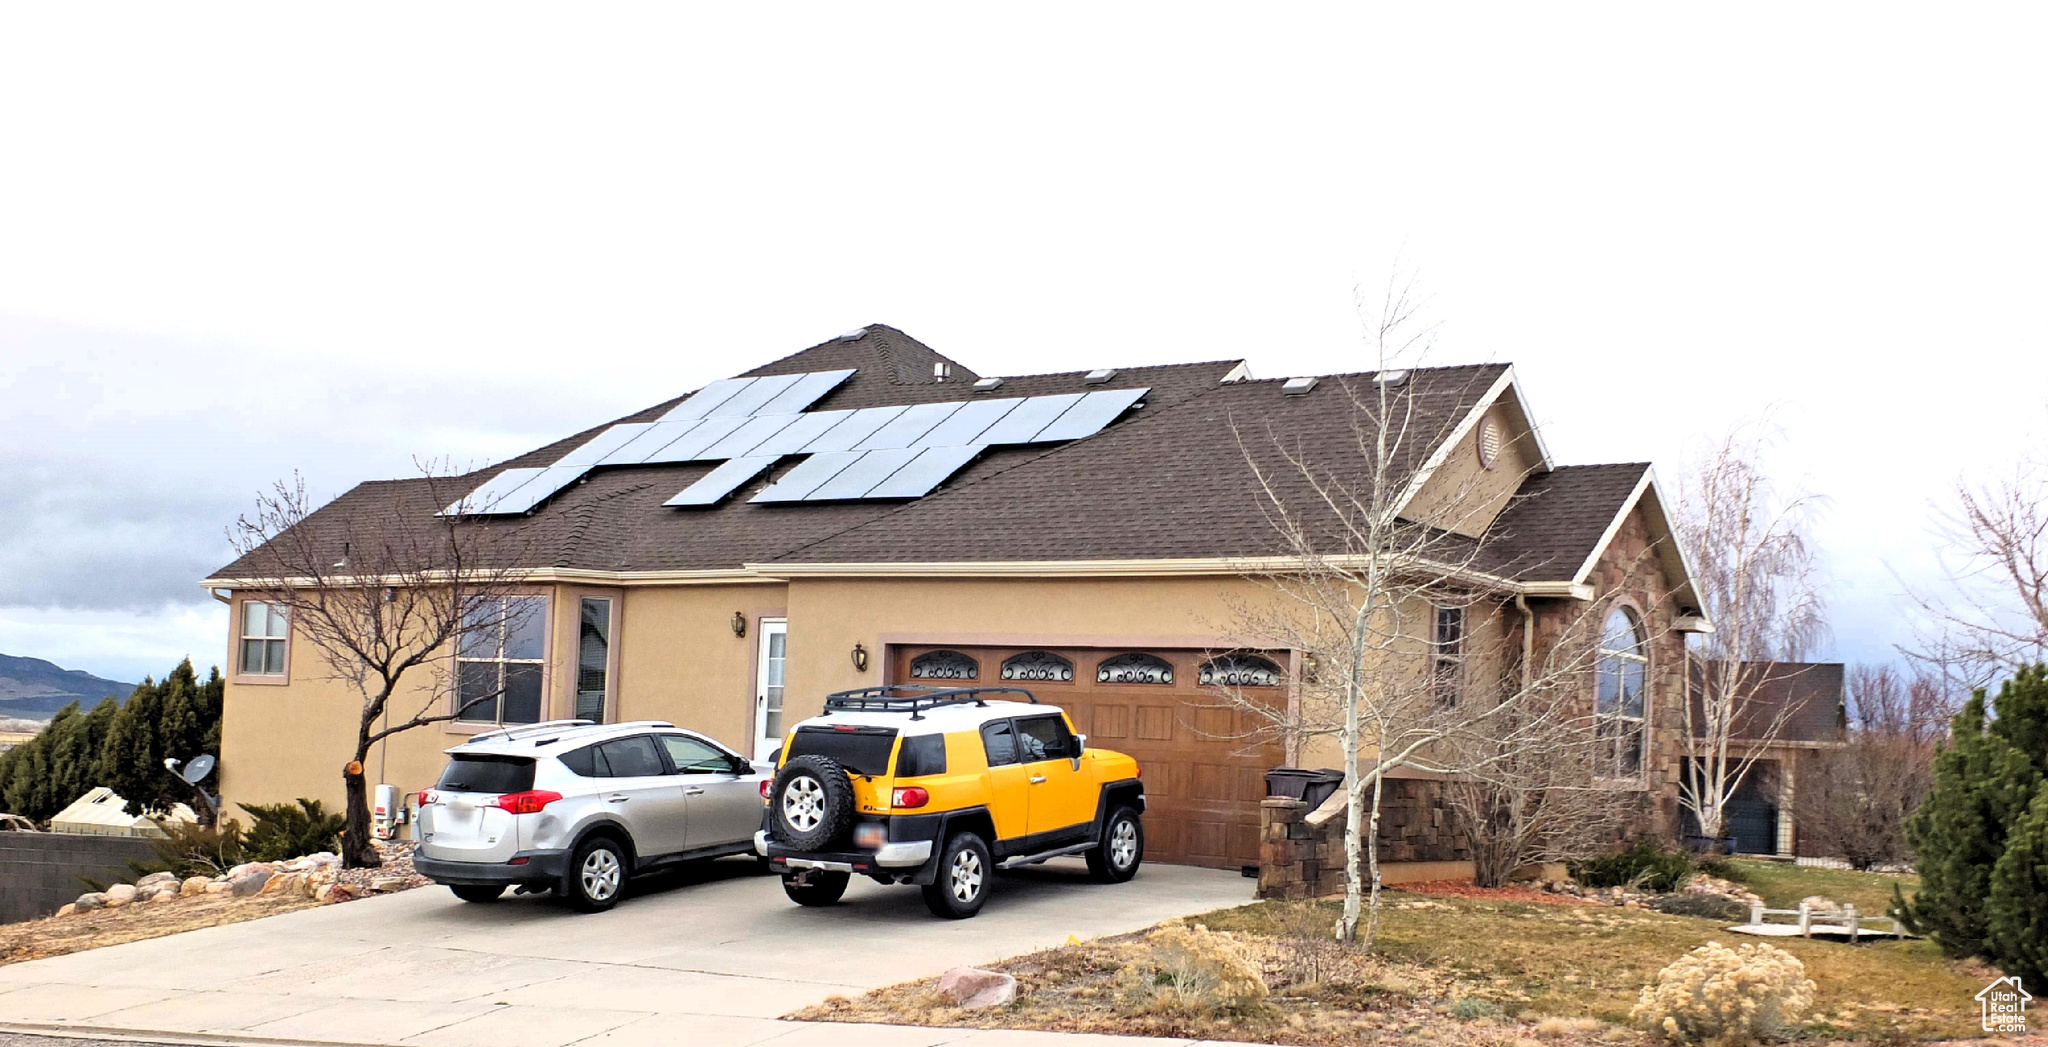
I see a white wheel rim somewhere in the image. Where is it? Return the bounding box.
[582,849,621,901]
[783,776,824,832]
[950,849,983,902]
[1110,820,1138,868]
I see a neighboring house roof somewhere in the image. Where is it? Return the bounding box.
[1690,660,1847,744]
[49,787,196,838]
[204,325,1701,608]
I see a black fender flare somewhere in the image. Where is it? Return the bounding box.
[907,806,997,886]
[1092,778,1146,839]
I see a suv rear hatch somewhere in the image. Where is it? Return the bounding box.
[420,754,535,863]
[785,725,898,815]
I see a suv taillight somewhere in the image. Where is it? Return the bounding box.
[892,786,929,808]
[759,780,773,800]
[493,790,563,815]
[417,789,437,807]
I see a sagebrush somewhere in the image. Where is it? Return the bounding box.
[1113,924,1269,1016]
[1631,941,1814,1045]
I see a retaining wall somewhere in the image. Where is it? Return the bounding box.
[0,832,158,923]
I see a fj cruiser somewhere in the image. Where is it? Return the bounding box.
[755,685,1145,919]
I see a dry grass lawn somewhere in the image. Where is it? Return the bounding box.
[800,877,2002,1045]
[0,891,320,967]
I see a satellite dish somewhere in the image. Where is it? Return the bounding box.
[178,755,216,784]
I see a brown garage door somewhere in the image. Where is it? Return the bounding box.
[889,645,1286,870]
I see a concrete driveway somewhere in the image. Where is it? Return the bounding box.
[0,857,1252,1047]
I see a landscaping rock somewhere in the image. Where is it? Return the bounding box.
[226,861,276,881]
[369,877,408,893]
[228,869,273,896]
[204,881,232,895]
[1801,895,1843,915]
[262,871,311,897]
[55,903,76,918]
[73,892,105,911]
[135,871,178,890]
[104,884,138,907]
[934,966,1017,1009]
[315,883,357,904]
[181,876,211,896]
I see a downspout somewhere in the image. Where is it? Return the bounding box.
[1515,593,1534,692]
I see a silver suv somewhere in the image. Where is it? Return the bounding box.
[414,719,771,912]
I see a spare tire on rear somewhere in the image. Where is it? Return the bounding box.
[769,754,854,851]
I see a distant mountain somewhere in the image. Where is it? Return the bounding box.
[0,654,139,721]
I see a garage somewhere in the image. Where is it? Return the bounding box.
[888,645,1287,870]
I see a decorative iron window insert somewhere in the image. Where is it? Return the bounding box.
[1595,606,1648,778]
[1001,650,1074,682]
[909,649,979,681]
[1432,606,1465,706]
[1097,652,1174,685]
[1198,653,1284,687]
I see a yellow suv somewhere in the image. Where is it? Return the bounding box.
[754,685,1145,918]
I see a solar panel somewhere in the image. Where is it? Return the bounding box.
[865,445,985,499]
[857,402,963,450]
[481,464,588,515]
[639,417,749,463]
[706,373,803,418]
[756,369,855,415]
[797,405,906,452]
[1031,387,1148,442]
[664,456,779,507]
[746,410,852,457]
[440,467,545,516]
[555,423,659,467]
[974,393,1084,444]
[807,447,923,500]
[659,377,756,422]
[749,451,864,502]
[615,420,702,462]
[698,414,803,459]
[913,398,1021,447]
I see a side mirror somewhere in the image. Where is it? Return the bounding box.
[728,755,753,775]
[1074,733,1088,754]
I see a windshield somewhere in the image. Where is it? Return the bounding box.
[436,754,536,793]
[786,725,898,777]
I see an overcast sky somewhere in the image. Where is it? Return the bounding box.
[2,5,2042,685]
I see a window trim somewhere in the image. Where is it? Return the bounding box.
[1431,605,1465,707]
[230,597,292,686]
[1594,603,1651,786]
[573,595,616,725]
[448,593,553,732]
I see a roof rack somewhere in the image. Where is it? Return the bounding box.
[468,719,595,744]
[823,684,1039,720]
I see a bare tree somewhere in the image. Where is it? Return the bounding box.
[1794,664,1956,869]
[1674,423,1827,848]
[228,468,534,868]
[1905,457,2048,687]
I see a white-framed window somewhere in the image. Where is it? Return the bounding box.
[1596,606,1649,778]
[1432,605,1465,706]
[456,595,549,725]
[238,601,289,676]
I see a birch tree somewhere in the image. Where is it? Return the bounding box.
[1906,455,2048,687]
[1673,424,1826,847]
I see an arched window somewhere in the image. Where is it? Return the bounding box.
[1001,651,1074,682]
[1596,607,1648,777]
[909,649,978,681]
[1198,653,1284,687]
[1096,652,1175,685]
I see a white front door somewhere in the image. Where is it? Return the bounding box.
[754,619,788,760]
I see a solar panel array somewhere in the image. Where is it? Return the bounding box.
[442,369,1149,515]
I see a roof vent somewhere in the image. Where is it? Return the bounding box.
[1219,362,1253,384]
[972,377,1004,393]
[1281,377,1319,396]
[1084,368,1118,385]
[1373,369,1410,387]
[933,362,952,381]
[836,327,868,341]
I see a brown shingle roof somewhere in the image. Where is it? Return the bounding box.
[1691,661,1847,744]
[1479,463,1651,582]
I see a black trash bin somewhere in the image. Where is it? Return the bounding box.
[1264,767,1345,810]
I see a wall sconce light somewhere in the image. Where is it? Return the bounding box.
[731,612,747,638]
[851,643,869,672]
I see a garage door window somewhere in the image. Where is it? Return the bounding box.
[910,649,979,680]
[1097,652,1174,684]
[1198,653,1283,687]
[1001,650,1074,682]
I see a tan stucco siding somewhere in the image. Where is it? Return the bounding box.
[1401,401,1541,539]
[604,582,787,753]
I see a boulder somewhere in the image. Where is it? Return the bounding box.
[103,884,138,907]
[262,871,311,897]
[135,871,179,890]
[226,861,276,881]
[228,869,274,897]
[933,967,1017,1009]
[369,877,408,893]
[55,904,76,918]
[181,876,212,896]
[73,892,105,911]
[315,883,356,904]
[204,880,232,895]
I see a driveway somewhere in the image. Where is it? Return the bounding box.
[0,857,1251,1047]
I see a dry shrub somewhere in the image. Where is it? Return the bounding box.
[1114,924,1269,1016]
[1630,941,1815,1045]
[1533,1016,1605,1039]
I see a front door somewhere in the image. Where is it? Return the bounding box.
[754,619,788,760]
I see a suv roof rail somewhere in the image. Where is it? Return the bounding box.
[467,719,595,744]
[823,685,1039,720]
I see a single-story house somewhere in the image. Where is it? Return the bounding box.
[1684,660,1847,856]
[205,324,1709,877]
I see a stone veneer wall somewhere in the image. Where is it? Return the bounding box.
[1258,777,1471,900]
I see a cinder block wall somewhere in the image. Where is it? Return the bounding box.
[0,833,158,923]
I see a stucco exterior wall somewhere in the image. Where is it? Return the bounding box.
[1401,403,1541,539]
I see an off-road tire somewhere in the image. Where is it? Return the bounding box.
[1086,806,1144,883]
[782,869,851,906]
[450,884,504,903]
[562,835,628,913]
[921,832,992,919]
[769,755,854,851]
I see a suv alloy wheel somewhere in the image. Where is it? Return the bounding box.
[769,754,855,850]
[563,835,627,912]
[921,832,992,919]
[1086,805,1143,883]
